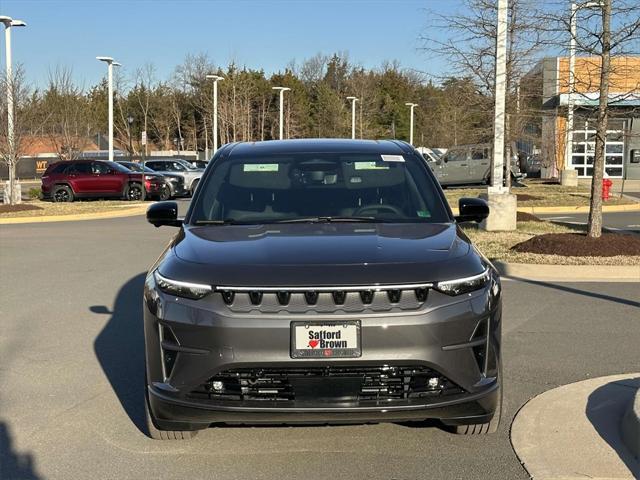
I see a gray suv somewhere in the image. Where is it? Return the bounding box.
[427,143,526,186]
[143,139,502,440]
[144,158,203,196]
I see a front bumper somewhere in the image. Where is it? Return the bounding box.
[143,274,502,428]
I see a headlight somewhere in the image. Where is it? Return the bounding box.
[153,270,212,299]
[433,268,491,296]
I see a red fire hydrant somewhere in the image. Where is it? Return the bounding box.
[602,178,613,201]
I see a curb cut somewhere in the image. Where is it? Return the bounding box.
[622,388,640,461]
[0,205,148,225]
[493,261,640,282]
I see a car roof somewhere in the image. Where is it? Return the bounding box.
[225,139,412,158]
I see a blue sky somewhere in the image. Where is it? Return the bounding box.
[0,0,463,89]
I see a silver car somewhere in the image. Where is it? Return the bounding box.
[144,158,204,196]
[426,143,525,186]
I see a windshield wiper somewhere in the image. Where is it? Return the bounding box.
[274,216,376,223]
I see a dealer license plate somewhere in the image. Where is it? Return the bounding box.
[290,321,361,358]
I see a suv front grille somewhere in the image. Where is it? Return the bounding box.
[216,286,431,313]
[187,366,464,404]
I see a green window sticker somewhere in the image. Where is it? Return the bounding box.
[416,210,431,218]
[243,164,279,172]
[354,161,389,170]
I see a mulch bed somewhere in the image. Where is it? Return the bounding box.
[516,193,542,201]
[0,203,44,214]
[516,211,543,222]
[512,233,640,257]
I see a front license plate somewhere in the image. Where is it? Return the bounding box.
[290,321,361,358]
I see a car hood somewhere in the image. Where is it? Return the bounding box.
[161,223,483,287]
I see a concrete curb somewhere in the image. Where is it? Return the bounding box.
[511,374,640,480]
[621,388,640,461]
[493,261,640,282]
[517,203,640,214]
[0,205,148,225]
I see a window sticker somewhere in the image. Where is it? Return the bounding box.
[380,154,405,162]
[243,164,279,172]
[354,161,389,170]
[416,210,431,218]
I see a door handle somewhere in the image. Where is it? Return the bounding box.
[460,164,467,167]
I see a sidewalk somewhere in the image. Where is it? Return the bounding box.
[511,374,640,479]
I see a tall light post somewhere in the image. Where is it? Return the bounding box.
[405,103,418,145]
[0,16,26,204]
[96,56,121,162]
[206,74,223,156]
[272,87,291,140]
[565,1,603,179]
[346,96,358,139]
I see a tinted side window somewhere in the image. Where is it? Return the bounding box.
[168,162,186,171]
[445,150,467,162]
[146,162,162,171]
[52,163,69,174]
[70,163,92,174]
[92,162,112,174]
[471,148,485,160]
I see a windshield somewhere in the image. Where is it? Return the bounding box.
[177,159,198,170]
[189,153,449,225]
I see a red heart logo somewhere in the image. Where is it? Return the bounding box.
[308,340,319,348]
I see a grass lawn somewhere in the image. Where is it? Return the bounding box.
[463,220,640,265]
[444,179,637,209]
[0,199,148,218]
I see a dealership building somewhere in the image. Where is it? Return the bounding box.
[532,55,640,179]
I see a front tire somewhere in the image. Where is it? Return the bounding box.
[125,183,143,201]
[156,185,171,201]
[52,185,74,203]
[452,385,502,435]
[144,390,198,441]
[190,179,199,196]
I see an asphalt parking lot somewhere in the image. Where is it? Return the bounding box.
[1,207,639,480]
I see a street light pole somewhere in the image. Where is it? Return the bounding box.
[0,16,26,205]
[346,96,358,139]
[490,0,508,192]
[206,74,223,156]
[272,87,291,140]
[405,103,418,145]
[96,56,121,162]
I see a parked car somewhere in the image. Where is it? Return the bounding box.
[41,160,150,202]
[427,143,526,186]
[522,154,542,177]
[142,139,502,440]
[117,161,188,199]
[144,158,203,196]
[185,160,209,169]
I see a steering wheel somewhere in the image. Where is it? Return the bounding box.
[353,204,404,217]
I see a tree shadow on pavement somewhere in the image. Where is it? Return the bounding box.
[92,273,147,435]
[508,277,640,308]
[0,421,42,480]
[586,377,640,475]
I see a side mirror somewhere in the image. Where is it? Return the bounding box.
[147,201,182,228]
[455,197,489,223]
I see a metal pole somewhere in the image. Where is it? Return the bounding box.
[5,25,14,202]
[491,0,508,191]
[279,89,284,140]
[566,2,577,175]
[108,62,114,162]
[213,79,218,153]
[409,105,414,145]
[351,99,356,139]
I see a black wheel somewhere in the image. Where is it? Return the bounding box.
[190,179,200,196]
[156,185,171,201]
[144,389,198,441]
[52,185,74,203]
[125,183,143,201]
[452,385,502,435]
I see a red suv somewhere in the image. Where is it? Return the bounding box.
[41,160,158,202]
